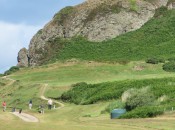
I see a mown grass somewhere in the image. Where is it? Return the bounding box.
[11,61,175,86]
[1,103,175,130]
[0,60,175,129]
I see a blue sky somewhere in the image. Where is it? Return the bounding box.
[0,0,85,73]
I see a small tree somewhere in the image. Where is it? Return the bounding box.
[123,87,155,111]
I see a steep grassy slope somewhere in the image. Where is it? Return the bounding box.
[42,8,175,64]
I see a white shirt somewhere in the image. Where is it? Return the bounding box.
[48,99,53,105]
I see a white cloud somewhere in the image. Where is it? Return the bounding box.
[0,21,42,73]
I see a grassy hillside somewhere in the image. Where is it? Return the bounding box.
[1,60,175,129]
[2,5,175,130]
[41,8,175,64]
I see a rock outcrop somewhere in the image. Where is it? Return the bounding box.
[17,48,28,67]
[18,0,175,66]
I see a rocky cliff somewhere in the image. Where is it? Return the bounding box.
[17,0,175,67]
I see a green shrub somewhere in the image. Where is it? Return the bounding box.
[163,61,175,72]
[53,6,75,24]
[120,106,164,118]
[146,57,159,64]
[4,66,20,75]
[146,57,165,64]
[168,57,175,62]
[71,82,88,88]
[130,0,138,12]
[124,87,156,111]
[60,78,175,105]
[101,100,125,114]
[154,6,168,18]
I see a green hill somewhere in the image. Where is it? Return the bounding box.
[2,3,175,130]
[42,8,175,64]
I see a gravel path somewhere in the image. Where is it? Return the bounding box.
[11,83,64,122]
[40,84,65,109]
[12,112,39,122]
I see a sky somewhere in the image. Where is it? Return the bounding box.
[0,0,85,73]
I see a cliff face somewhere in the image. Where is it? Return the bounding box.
[18,0,175,66]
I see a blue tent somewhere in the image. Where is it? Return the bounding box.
[111,109,126,119]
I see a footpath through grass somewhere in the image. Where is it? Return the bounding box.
[1,61,175,129]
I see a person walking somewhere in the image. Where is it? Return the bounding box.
[48,99,53,110]
[2,101,6,112]
[19,108,22,114]
[29,99,32,109]
[40,104,44,114]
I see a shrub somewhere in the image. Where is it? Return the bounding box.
[53,6,74,24]
[146,57,165,64]
[101,100,125,114]
[163,61,175,72]
[60,78,175,105]
[130,0,138,12]
[119,106,164,118]
[146,57,159,64]
[124,87,156,111]
[4,66,20,75]
[168,57,175,62]
[154,6,168,18]
[71,82,88,88]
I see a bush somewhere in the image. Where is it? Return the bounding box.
[154,6,167,18]
[71,82,88,88]
[53,6,74,24]
[119,106,164,119]
[4,66,20,75]
[124,87,156,111]
[163,61,175,72]
[146,57,165,64]
[168,57,175,62]
[101,100,125,114]
[60,78,175,105]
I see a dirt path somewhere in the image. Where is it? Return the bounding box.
[2,76,16,86]
[2,77,64,122]
[2,76,39,122]
[12,112,39,122]
[40,84,64,109]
